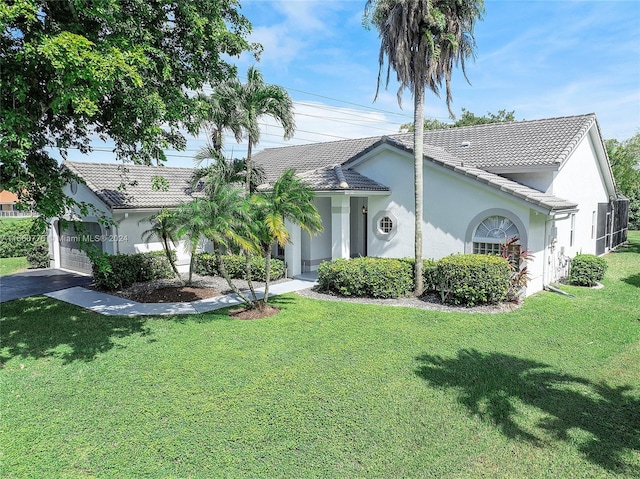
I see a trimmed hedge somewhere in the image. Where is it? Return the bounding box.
[0,218,47,258]
[437,254,511,306]
[568,254,608,286]
[92,251,175,291]
[195,253,285,282]
[317,257,414,299]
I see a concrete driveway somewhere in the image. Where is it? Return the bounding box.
[0,269,93,303]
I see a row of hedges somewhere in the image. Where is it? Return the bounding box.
[318,255,512,306]
[92,251,175,291]
[195,253,286,282]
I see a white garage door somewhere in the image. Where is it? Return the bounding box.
[59,222,104,274]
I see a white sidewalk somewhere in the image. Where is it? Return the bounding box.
[45,276,318,316]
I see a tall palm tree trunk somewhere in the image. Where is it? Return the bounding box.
[413,84,425,296]
[261,249,271,307]
[244,250,258,301]
[245,139,253,192]
[163,236,183,284]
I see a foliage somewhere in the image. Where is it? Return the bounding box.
[400,108,516,132]
[318,257,414,298]
[139,209,182,282]
[363,0,484,295]
[230,66,296,192]
[606,134,640,229]
[0,218,46,258]
[249,169,322,306]
[92,251,174,291]
[1,0,259,219]
[422,258,439,293]
[568,253,608,287]
[26,239,49,268]
[501,236,534,303]
[437,254,511,306]
[195,253,285,282]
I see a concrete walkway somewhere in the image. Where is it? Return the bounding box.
[45,274,318,316]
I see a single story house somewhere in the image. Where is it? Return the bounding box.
[50,113,628,296]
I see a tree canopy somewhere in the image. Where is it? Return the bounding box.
[1,0,260,220]
[606,133,640,229]
[400,108,516,132]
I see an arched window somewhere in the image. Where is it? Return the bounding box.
[473,216,520,257]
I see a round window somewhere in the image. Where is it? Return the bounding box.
[379,216,393,234]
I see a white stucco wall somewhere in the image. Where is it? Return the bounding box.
[552,134,610,258]
[300,197,332,271]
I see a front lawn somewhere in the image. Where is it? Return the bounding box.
[0,256,29,276]
[2,233,639,478]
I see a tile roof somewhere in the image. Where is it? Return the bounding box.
[253,113,597,177]
[382,139,578,212]
[64,161,199,209]
[405,113,597,170]
[297,165,389,192]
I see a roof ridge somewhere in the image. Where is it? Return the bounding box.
[554,114,596,165]
[64,160,195,172]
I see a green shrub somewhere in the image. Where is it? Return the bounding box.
[0,218,46,258]
[568,254,608,287]
[92,251,175,290]
[318,257,414,299]
[422,259,439,293]
[437,254,511,306]
[194,253,285,282]
[26,240,50,268]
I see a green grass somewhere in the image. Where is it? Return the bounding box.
[2,233,639,478]
[0,256,29,276]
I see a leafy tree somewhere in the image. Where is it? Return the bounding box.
[399,109,515,132]
[1,0,259,220]
[606,134,640,229]
[139,209,183,283]
[231,66,296,192]
[252,169,323,307]
[364,0,484,295]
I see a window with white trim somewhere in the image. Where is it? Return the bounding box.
[570,213,576,247]
[472,216,520,261]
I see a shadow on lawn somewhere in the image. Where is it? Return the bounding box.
[0,296,150,364]
[622,273,640,289]
[415,349,639,474]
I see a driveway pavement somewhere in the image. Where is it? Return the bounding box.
[0,269,93,303]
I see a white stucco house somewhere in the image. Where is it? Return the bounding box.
[50,113,629,296]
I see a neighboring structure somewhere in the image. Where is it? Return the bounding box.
[51,113,628,296]
[0,190,34,217]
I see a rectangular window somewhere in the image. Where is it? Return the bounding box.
[570,214,576,247]
[473,242,520,264]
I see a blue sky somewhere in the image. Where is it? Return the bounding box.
[69,0,640,167]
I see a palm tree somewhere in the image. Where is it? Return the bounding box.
[364,0,484,295]
[233,66,296,193]
[199,182,259,307]
[176,200,211,286]
[139,209,183,283]
[253,169,323,307]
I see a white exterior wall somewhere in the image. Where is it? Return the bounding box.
[300,197,332,272]
[112,211,193,272]
[552,135,609,258]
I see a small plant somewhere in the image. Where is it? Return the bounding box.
[195,253,285,282]
[568,253,608,286]
[437,254,511,306]
[500,236,534,303]
[26,240,50,268]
